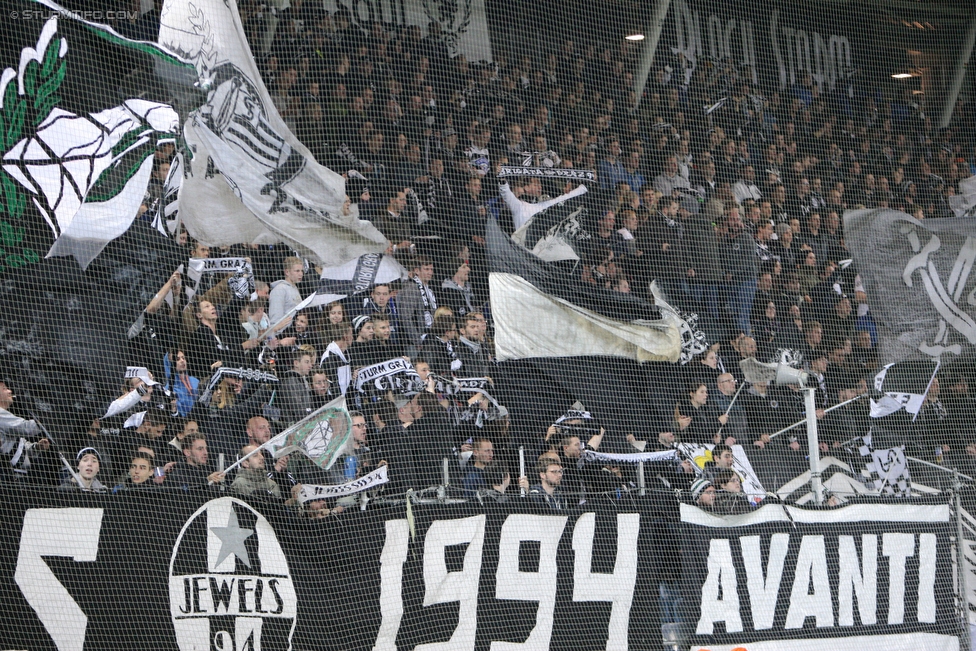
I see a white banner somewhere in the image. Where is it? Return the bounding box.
[579,449,679,465]
[298,465,389,502]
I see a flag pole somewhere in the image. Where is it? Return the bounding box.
[803,388,824,505]
[714,381,746,439]
[768,394,864,440]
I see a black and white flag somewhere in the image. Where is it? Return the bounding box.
[505,185,591,263]
[486,217,684,363]
[184,257,251,304]
[858,434,911,497]
[158,0,389,265]
[869,359,939,419]
[845,206,976,362]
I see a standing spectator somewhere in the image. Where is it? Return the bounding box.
[320,322,354,395]
[167,432,226,488]
[269,257,305,326]
[0,380,48,477]
[455,312,490,378]
[464,126,491,178]
[354,314,402,366]
[439,260,475,316]
[164,349,199,418]
[462,436,495,493]
[598,138,627,189]
[723,207,759,335]
[279,350,315,426]
[674,381,729,445]
[398,256,438,357]
[620,150,646,193]
[526,458,567,510]
[421,315,459,377]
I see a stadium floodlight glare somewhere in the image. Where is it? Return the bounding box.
[891,72,914,79]
[625,33,645,41]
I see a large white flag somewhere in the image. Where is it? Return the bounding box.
[158,0,389,265]
[489,272,683,363]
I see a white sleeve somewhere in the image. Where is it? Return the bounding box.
[102,390,143,419]
[0,409,39,438]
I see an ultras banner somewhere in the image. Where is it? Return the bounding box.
[0,487,962,651]
[680,502,961,651]
[0,487,673,651]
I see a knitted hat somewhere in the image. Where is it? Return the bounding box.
[352,314,372,338]
[691,477,713,501]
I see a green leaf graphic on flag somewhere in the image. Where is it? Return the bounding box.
[0,5,195,270]
[272,397,354,471]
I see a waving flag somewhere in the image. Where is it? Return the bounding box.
[158,0,389,265]
[869,359,940,419]
[0,4,189,269]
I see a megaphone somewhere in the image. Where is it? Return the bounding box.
[739,357,809,388]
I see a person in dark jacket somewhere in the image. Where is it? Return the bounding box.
[455,311,490,378]
[420,314,459,376]
[190,375,272,461]
[278,350,315,426]
[722,207,759,335]
[165,432,226,488]
[186,297,247,378]
[674,381,728,445]
[439,260,476,317]
[406,392,459,489]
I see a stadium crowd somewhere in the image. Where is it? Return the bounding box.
[2,4,976,520]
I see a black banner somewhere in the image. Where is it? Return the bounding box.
[0,487,672,651]
[0,487,962,651]
[680,502,961,651]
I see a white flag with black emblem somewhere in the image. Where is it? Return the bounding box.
[158,0,389,265]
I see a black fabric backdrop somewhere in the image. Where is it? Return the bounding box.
[0,486,964,651]
[0,486,675,651]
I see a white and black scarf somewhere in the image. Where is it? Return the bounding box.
[415,277,437,328]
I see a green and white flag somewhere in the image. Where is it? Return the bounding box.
[270,395,354,471]
[0,2,191,267]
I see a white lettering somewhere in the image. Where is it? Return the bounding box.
[372,520,410,651]
[883,533,915,625]
[918,533,937,623]
[696,539,743,635]
[785,535,834,629]
[417,516,485,651]
[15,508,103,651]
[672,0,757,84]
[838,535,878,626]
[571,513,639,651]
[490,514,567,651]
[740,534,789,630]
